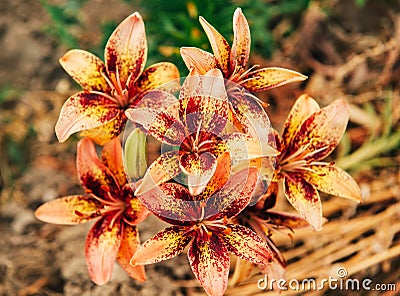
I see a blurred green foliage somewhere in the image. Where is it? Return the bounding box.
[41,0,311,73]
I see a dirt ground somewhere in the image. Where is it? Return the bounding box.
[0,0,399,295]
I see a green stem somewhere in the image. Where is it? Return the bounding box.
[336,132,400,171]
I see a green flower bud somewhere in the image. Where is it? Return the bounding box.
[124,128,147,180]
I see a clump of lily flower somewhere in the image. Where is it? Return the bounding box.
[35,8,361,296]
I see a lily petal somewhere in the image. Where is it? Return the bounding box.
[206,167,258,220]
[135,89,179,111]
[199,16,231,75]
[180,47,218,74]
[228,91,273,143]
[292,99,349,161]
[101,137,126,187]
[221,224,273,265]
[34,195,100,225]
[59,49,109,92]
[284,174,322,231]
[198,152,231,199]
[77,138,120,197]
[123,184,151,225]
[117,224,146,282]
[188,234,230,296]
[260,210,310,229]
[55,92,121,143]
[136,182,196,224]
[126,106,185,146]
[184,94,228,136]
[302,164,362,201]
[80,115,127,146]
[281,94,320,148]
[105,12,147,87]
[231,8,251,72]
[241,67,307,92]
[85,215,122,285]
[224,133,278,161]
[130,226,192,265]
[136,62,180,92]
[135,150,181,196]
[180,152,217,196]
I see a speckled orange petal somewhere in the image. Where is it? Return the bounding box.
[241,67,307,92]
[228,91,273,143]
[101,137,126,187]
[137,182,196,224]
[283,174,322,231]
[224,133,278,160]
[230,8,251,72]
[180,47,218,74]
[59,49,109,92]
[130,226,192,265]
[199,16,231,75]
[85,215,122,285]
[135,89,179,111]
[198,152,231,199]
[105,12,147,87]
[220,224,273,265]
[77,138,120,197]
[123,184,151,225]
[55,91,121,143]
[126,106,185,146]
[206,167,259,220]
[136,62,180,92]
[117,224,146,282]
[292,99,349,161]
[34,195,101,225]
[182,152,217,196]
[188,234,230,296]
[259,210,310,229]
[80,115,127,146]
[282,94,320,148]
[184,95,228,136]
[134,150,181,196]
[302,164,362,202]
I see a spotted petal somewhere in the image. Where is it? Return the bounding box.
[136,62,180,92]
[134,150,181,196]
[221,224,273,265]
[126,106,185,146]
[302,164,362,201]
[34,195,101,225]
[188,234,230,296]
[59,49,109,92]
[291,99,349,161]
[180,47,218,74]
[231,8,251,72]
[77,138,120,197]
[241,67,307,92]
[85,215,122,285]
[205,167,259,220]
[137,182,196,224]
[199,16,231,75]
[117,224,146,282]
[130,226,192,265]
[80,115,127,146]
[282,94,320,148]
[101,137,126,187]
[105,12,147,88]
[55,92,122,143]
[284,174,322,231]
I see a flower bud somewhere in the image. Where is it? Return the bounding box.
[124,128,147,180]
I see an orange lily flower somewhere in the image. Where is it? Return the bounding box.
[131,166,273,296]
[180,8,307,94]
[55,12,179,145]
[275,94,362,230]
[35,137,150,285]
[126,71,277,196]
